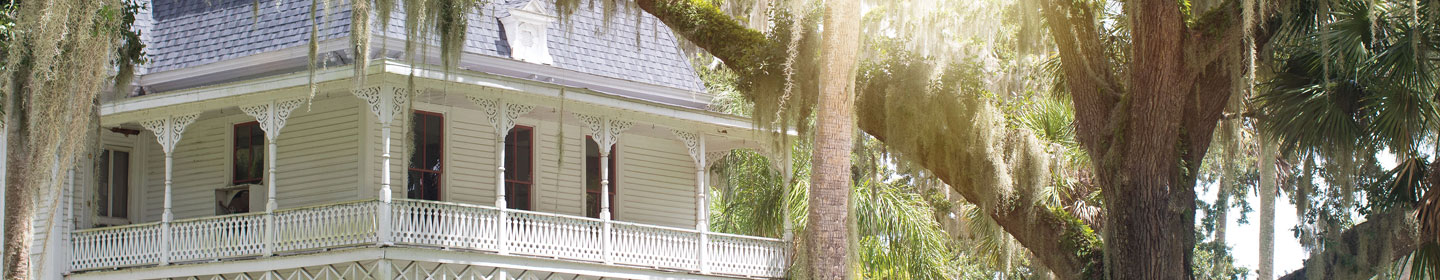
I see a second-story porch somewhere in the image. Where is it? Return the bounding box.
[50,61,796,279]
[69,199,786,279]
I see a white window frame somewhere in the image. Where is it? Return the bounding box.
[95,146,136,226]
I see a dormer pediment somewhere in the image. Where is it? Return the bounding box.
[501,0,556,65]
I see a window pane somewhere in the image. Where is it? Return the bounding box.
[233,127,246,181]
[407,170,424,200]
[506,182,531,210]
[113,151,129,218]
[423,172,441,201]
[406,170,441,201]
[424,115,442,171]
[97,151,109,217]
[586,139,599,192]
[585,193,600,218]
[234,123,264,184]
[251,126,265,180]
[506,127,532,182]
[409,128,423,170]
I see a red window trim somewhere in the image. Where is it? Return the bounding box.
[408,111,444,200]
[232,121,263,185]
[504,125,535,210]
[504,125,535,186]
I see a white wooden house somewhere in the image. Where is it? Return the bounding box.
[21,0,793,279]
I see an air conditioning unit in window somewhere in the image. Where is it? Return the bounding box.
[216,184,263,215]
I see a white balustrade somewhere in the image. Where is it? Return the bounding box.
[506,208,605,262]
[707,232,788,277]
[167,213,266,263]
[70,223,162,270]
[391,199,499,251]
[612,221,701,271]
[70,199,787,278]
[273,200,378,252]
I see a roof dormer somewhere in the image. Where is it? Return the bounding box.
[500,0,555,65]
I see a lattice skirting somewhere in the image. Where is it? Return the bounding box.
[158,260,605,280]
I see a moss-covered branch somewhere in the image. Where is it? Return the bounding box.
[635,0,771,78]
[1277,209,1419,280]
[636,0,1104,278]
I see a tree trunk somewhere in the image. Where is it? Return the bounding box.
[1258,134,1277,280]
[1,80,31,280]
[807,0,861,278]
[1101,0,1197,277]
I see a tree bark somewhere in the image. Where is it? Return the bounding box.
[1259,134,1277,280]
[1104,0,1195,277]
[808,0,861,278]
[1,74,32,280]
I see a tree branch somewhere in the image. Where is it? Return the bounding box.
[635,0,771,77]
[1038,0,1122,161]
[1277,209,1419,280]
[636,1,1105,278]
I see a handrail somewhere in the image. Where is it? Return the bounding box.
[273,199,379,213]
[71,221,161,233]
[608,219,702,234]
[70,198,787,278]
[706,230,786,242]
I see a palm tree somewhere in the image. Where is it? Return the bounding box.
[705,142,964,279]
[807,0,862,278]
[1253,0,1440,277]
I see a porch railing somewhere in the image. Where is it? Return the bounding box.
[70,199,788,278]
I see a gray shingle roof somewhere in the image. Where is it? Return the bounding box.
[146,0,705,93]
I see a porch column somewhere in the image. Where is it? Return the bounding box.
[671,129,709,273]
[467,96,534,255]
[1,122,7,267]
[574,113,632,264]
[140,112,200,265]
[239,98,304,256]
[781,138,794,242]
[354,86,409,245]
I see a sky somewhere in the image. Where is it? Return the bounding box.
[1221,190,1305,279]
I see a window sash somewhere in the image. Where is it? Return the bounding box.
[232,122,265,185]
[505,126,534,210]
[407,111,444,201]
[98,149,129,221]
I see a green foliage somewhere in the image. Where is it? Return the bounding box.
[111,0,148,98]
[1191,237,1251,280]
[1257,0,1440,158]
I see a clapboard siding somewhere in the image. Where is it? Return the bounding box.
[446,108,498,206]
[131,96,361,223]
[535,121,586,216]
[30,155,86,274]
[273,97,361,207]
[617,134,697,228]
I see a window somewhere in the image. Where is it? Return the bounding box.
[233,122,265,185]
[408,111,444,201]
[585,137,617,219]
[504,126,534,210]
[96,148,130,225]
